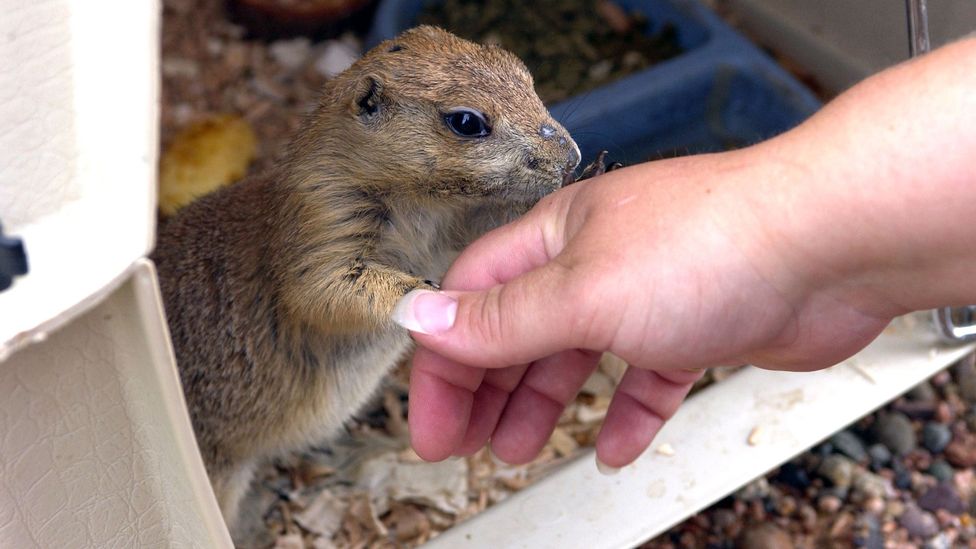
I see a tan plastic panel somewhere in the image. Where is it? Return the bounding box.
[726,0,976,92]
[0,0,160,359]
[0,261,232,547]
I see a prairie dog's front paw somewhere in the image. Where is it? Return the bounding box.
[392,285,456,334]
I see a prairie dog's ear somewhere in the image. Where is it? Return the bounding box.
[352,75,383,120]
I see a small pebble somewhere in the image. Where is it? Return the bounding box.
[824,485,849,501]
[851,469,890,502]
[945,431,976,467]
[899,504,940,539]
[736,478,770,501]
[711,508,738,535]
[954,469,975,499]
[818,454,854,489]
[918,480,966,514]
[911,470,935,495]
[863,496,885,515]
[923,532,954,549]
[818,494,842,514]
[922,422,954,453]
[867,443,892,470]
[738,523,793,549]
[934,508,957,528]
[775,495,796,517]
[774,462,810,491]
[857,514,885,549]
[928,459,955,482]
[748,500,766,521]
[831,430,869,463]
[798,503,818,532]
[911,450,934,472]
[814,442,834,457]
[885,499,905,520]
[908,381,938,402]
[952,355,976,402]
[894,464,914,490]
[935,401,955,423]
[932,370,952,386]
[872,412,918,456]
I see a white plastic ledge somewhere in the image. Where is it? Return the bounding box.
[425,321,974,548]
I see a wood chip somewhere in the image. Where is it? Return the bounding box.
[599,353,628,382]
[385,503,432,542]
[383,388,409,439]
[397,446,425,463]
[294,489,345,538]
[596,0,634,34]
[296,461,337,487]
[576,405,608,424]
[357,453,469,515]
[273,532,305,549]
[310,535,339,549]
[747,425,766,446]
[348,493,388,538]
[549,427,579,457]
[655,442,676,456]
[581,370,616,397]
[497,473,531,492]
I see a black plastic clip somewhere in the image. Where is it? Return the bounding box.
[0,221,28,292]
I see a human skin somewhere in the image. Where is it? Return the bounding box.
[393,37,976,469]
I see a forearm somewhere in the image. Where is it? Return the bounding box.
[742,36,976,316]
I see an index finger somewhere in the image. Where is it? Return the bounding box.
[441,183,579,291]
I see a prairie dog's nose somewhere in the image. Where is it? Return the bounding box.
[540,123,581,170]
[565,137,581,170]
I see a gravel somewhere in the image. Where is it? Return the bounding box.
[642,355,976,548]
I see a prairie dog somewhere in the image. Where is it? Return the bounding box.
[152,25,580,532]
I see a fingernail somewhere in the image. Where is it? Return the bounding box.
[392,289,458,335]
[595,456,620,476]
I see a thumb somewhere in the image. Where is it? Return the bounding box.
[392,259,596,368]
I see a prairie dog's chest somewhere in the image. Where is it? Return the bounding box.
[377,204,461,280]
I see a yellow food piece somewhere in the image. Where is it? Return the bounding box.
[158,114,257,216]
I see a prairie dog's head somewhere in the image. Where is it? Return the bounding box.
[299,26,580,204]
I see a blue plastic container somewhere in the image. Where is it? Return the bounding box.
[368,0,822,164]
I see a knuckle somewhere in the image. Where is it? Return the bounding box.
[466,285,508,351]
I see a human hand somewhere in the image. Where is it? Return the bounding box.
[394,37,976,470]
[393,146,896,470]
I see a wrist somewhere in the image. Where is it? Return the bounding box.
[739,37,976,317]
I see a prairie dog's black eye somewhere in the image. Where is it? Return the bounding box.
[444,109,491,138]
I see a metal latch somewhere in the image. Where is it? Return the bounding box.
[903,1,976,343]
[933,307,976,342]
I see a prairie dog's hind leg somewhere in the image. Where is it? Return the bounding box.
[210,459,259,538]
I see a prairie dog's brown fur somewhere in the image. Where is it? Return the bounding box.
[152,26,580,533]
